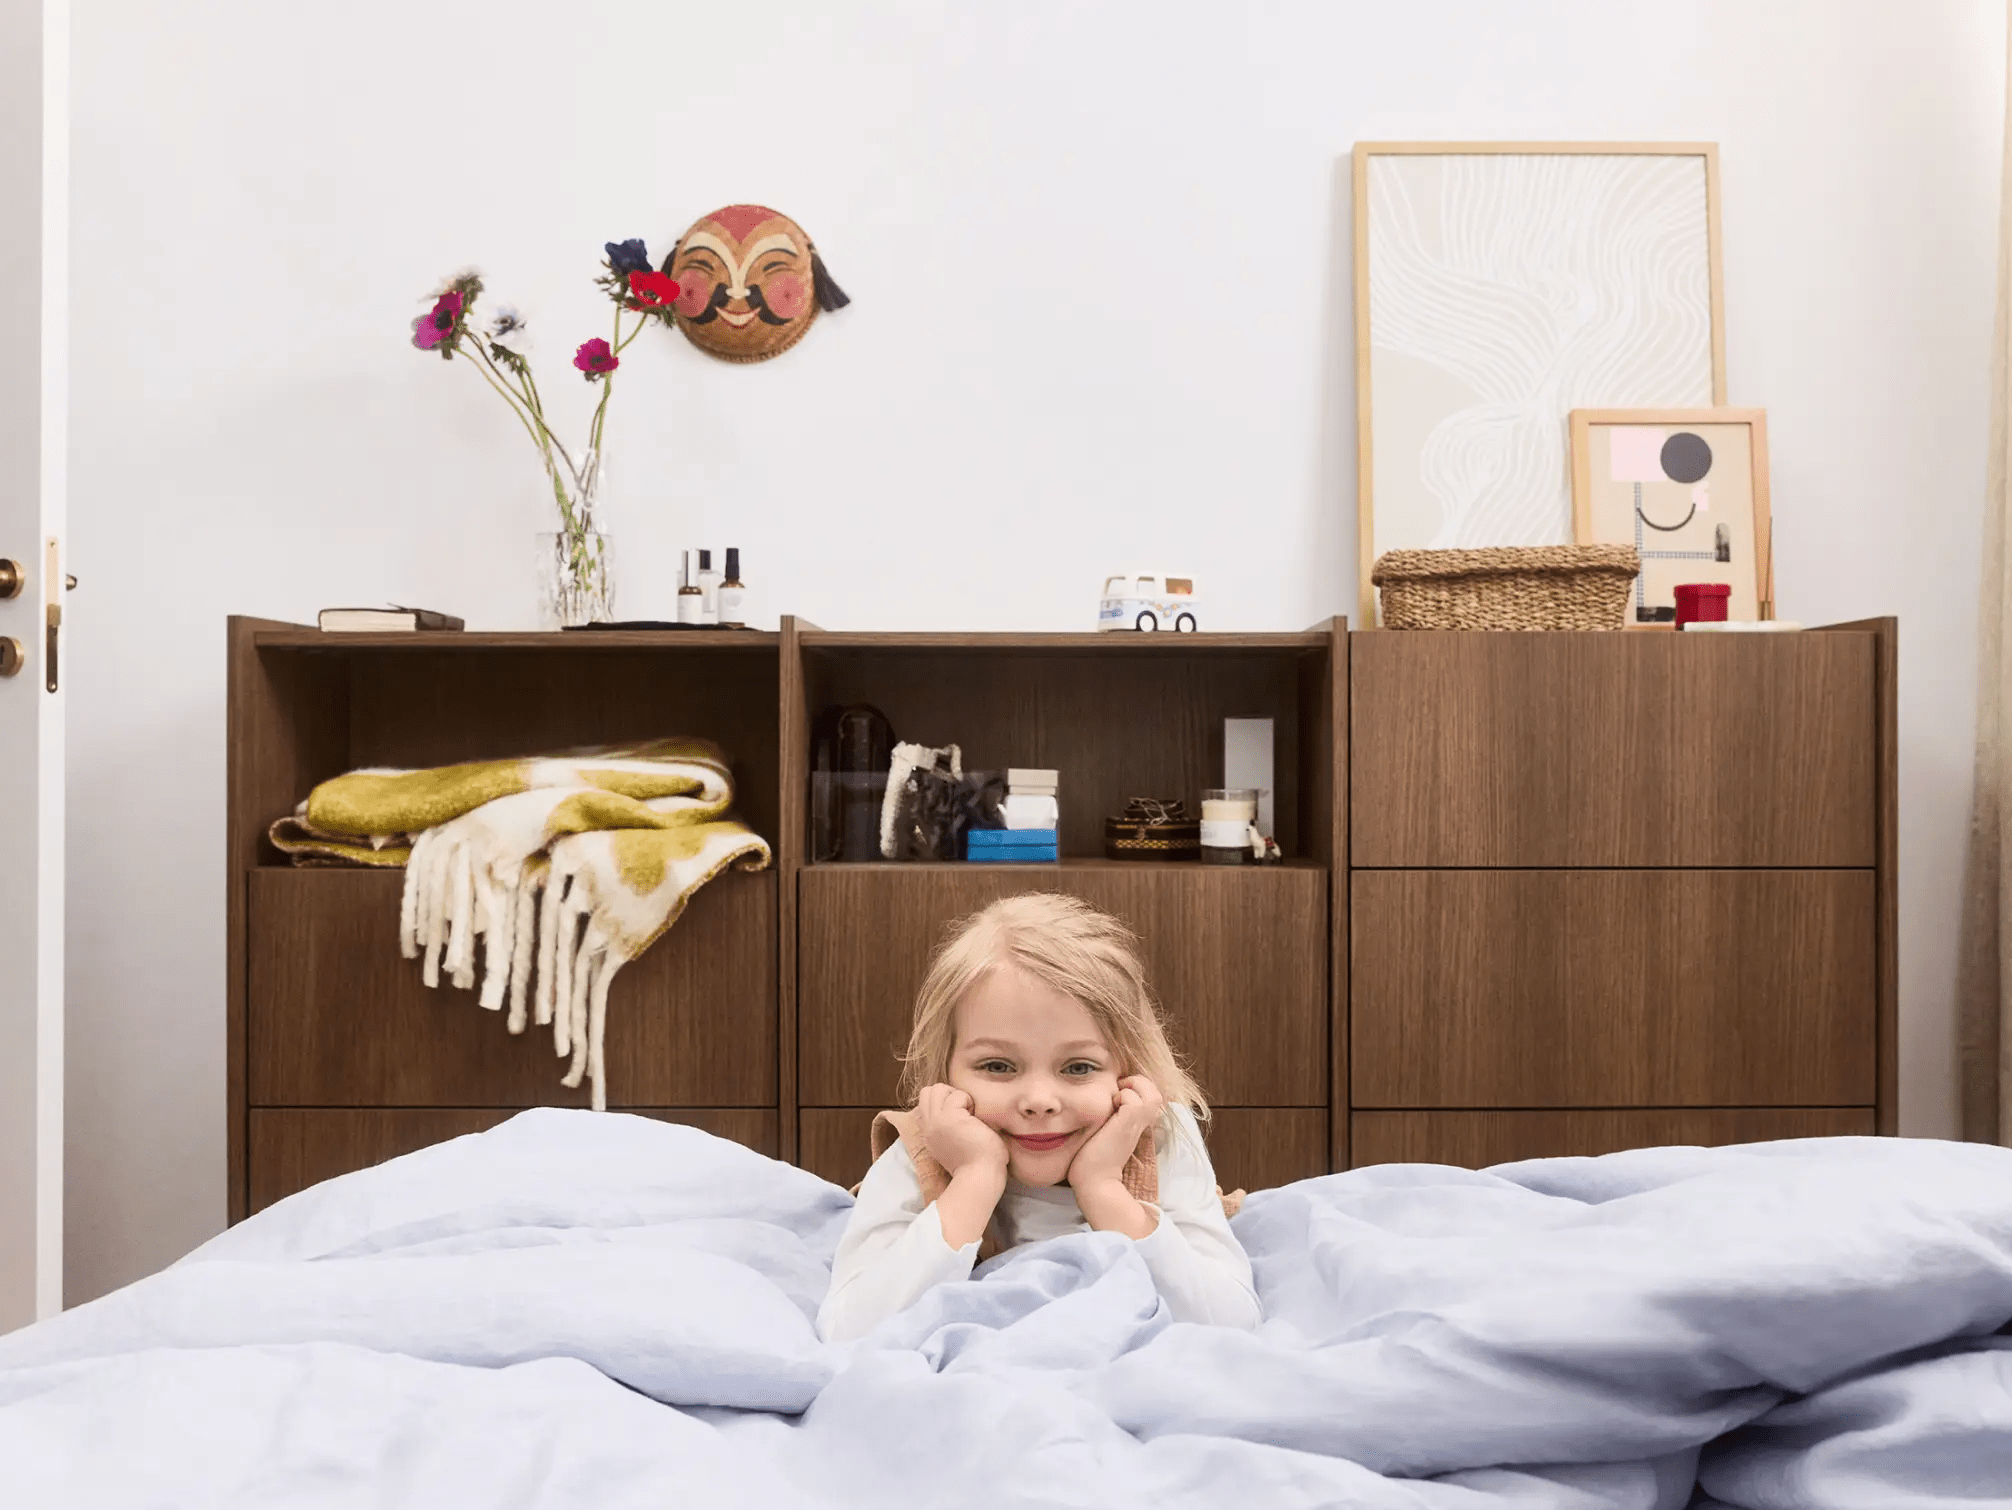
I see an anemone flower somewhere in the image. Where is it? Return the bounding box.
[628,271,681,308]
[488,306,531,355]
[573,338,619,377]
[604,239,650,275]
[410,290,463,353]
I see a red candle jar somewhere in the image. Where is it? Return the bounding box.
[1673,582,1731,627]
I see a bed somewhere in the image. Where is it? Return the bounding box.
[2,1109,2008,1507]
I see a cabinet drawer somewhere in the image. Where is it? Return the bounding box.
[800,1106,1327,1196]
[249,868,776,1107]
[1351,1108,1875,1169]
[1352,870,1875,1107]
[1350,632,1876,867]
[798,865,1327,1106]
[248,1107,778,1212]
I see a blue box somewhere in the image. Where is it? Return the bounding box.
[966,828,1058,862]
[967,827,1057,850]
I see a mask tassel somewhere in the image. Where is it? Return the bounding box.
[811,251,850,312]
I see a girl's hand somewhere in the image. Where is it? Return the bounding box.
[916,1083,1009,1183]
[1066,1075,1165,1195]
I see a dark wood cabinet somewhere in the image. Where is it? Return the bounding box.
[227,622,788,1217]
[1349,1108,1876,1170]
[227,614,1895,1216]
[1349,629,1877,868]
[248,868,777,1107]
[797,863,1328,1107]
[1350,868,1876,1108]
[1345,620,1897,1168]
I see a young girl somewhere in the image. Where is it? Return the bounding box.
[817,892,1262,1342]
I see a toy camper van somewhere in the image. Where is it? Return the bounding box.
[1097,574,1198,633]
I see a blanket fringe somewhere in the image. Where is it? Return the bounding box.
[382,775,767,1109]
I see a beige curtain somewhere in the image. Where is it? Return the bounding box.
[1960,26,2012,1145]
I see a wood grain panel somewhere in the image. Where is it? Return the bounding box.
[799,865,1327,1106]
[1201,1108,1331,1194]
[1352,869,1875,1107]
[798,1108,877,1190]
[1300,618,1351,1170]
[228,619,354,1221]
[778,618,814,1161]
[249,1107,778,1213]
[1351,1108,1875,1169]
[253,627,777,651]
[799,632,1329,651]
[250,868,776,1107]
[798,646,1315,860]
[343,644,781,846]
[1817,618,1900,1134]
[798,1107,1328,1196]
[1350,631,1876,867]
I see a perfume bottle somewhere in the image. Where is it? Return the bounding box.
[676,549,704,625]
[697,549,722,625]
[717,547,746,628]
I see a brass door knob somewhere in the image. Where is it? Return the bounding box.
[0,637,21,678]
[0,560,20,600]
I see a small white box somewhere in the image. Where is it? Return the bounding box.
[1003,794,1060,830]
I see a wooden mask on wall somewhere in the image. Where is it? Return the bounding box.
[666,204,849,363]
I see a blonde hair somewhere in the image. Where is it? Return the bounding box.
[898,893,1210,1144]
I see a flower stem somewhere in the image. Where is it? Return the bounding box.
[463,344,552,462]
[519,367,577,479]
[614,311,655,353]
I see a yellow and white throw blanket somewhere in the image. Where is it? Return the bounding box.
[269,738,770,1109]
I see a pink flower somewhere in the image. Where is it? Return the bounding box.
[411,290,463,352]
[573,337,619,376]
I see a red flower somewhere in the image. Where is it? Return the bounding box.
[628,270,681,308]
[411,290,463,351]
[573,337,619,376]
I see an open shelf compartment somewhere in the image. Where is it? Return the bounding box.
[794,624,1345,866]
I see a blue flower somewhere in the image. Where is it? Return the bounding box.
[604,239,650,274]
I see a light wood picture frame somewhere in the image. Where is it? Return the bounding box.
[1570,406,1772,625]
[1354,142,1726,625]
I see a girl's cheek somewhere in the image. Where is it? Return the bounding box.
[1077,1097,1115,1131]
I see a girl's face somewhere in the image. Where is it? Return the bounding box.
[946,964,1122,1187]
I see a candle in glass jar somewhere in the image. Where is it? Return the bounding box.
[1199,788,1258,860]
[1201,790,1257,824]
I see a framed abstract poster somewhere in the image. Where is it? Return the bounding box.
[1569,407,1772,624]
[1354,142,1726,624]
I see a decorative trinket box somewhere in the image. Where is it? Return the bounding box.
[1103,798,1200,861]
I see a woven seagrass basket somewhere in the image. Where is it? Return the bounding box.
[1371,544,1641,631]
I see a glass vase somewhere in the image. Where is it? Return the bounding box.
[533,447,616,628]
[536,529,616,628]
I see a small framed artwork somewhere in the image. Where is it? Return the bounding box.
[1569,407,1772,625]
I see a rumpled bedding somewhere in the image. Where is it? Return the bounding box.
[1,1109,2008,1508]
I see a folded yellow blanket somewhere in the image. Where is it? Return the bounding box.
[270,738,771,1108]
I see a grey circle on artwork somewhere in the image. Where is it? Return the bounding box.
[1661,432,1713,485]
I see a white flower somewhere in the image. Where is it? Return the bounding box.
[489,305,531,354]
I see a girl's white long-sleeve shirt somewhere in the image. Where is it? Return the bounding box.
[817,1104,1262,1342]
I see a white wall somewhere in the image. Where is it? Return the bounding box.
[65,0,2005,1301]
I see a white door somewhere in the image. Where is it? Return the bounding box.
[0,0,67,1330]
